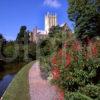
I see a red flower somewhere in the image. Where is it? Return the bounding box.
[52,55,57,65]
[52,67,60,79]
[65,53,71,66]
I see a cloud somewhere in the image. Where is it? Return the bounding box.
[44,0,61,8]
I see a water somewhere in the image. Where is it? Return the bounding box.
[0,62,26,97]
[0,74,15,97]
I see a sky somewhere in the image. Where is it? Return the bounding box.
[0,0,74,40]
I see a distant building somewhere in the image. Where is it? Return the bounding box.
[45,12,57,34]
[29,12,57,43]
[29,27,48,43]
[29,12,73,43]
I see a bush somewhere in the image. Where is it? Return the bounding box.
[39,25,100,99]
[80,85,100,99]
[65,92,92,100]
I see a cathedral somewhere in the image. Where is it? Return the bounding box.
[29,12,72,43]
[45,12,57,34]
[29,12,57,43]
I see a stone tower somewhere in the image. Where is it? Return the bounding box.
[45,12,57,34]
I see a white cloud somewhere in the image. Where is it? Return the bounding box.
[44,0,61,8]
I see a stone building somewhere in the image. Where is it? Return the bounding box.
[29,27,48,43]
[29,12,57,43]
[45,12,57,34]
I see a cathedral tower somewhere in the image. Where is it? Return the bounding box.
[45,12,57,34]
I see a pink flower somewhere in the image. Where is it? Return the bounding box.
[52,67,60,79]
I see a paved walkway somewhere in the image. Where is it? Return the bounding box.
[29,61,59,100]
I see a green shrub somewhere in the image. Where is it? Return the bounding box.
[65,92,92,100]
[39,25,100,99]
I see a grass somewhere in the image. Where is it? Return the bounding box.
[2,61,34,100]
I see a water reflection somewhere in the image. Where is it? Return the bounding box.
[0,62,26,97]
[0,74,15,97]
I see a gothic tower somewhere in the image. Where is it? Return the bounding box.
[45,12,57,34]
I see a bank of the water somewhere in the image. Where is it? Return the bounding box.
[2,61,33,100]
[0,62,26,79]
[0,62,26,97]
[0,74,15,97]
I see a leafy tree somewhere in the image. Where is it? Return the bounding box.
[3,41,17,58]
[16,26,29,44]
[16,26,37,62]
[28,42,36,60]
[16,26,29,62]
[49,25,62,37]
[68,0,100,42]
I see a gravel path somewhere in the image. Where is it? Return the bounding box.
[29,61,59,100]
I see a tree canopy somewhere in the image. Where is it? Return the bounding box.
[16,26,29,44]
[68,0,100,41]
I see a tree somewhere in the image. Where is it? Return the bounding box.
[68,0,100,42]
[0,33,6,44]
[0,34,7,60]
[16,26,36,62]
[3,41,16,58]
[16,26,29,44]
[49,25,62,37]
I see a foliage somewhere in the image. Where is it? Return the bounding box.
[39,24,72,78]
[49,25,62,37]
[0,26,36,63]
[39,24,100,99]
[28,42,36,60]
[80,85,100,99]
[65,92,92,100]
[68,0,100,41]
[3,41,16,57]
[0,34,7,60]
[16,26,29,44]
[16,26,36,61]
[50,39,100,99]
[2,62,34,100]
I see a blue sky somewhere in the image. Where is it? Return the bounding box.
[0,0,74,40]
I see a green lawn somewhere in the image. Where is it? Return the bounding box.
[2,61,34,100]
